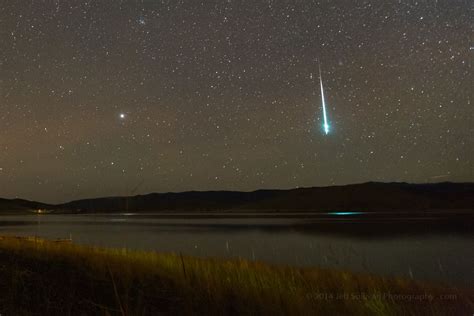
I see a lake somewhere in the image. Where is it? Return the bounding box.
[1,211,473,286]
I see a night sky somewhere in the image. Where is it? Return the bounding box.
[0,1,472,203]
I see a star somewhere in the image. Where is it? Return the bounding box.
[0,1,471,202]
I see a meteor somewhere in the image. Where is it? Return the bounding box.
[318,65,330,135]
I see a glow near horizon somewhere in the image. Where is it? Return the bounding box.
[319,67,330,135]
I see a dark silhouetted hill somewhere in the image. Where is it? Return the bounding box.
[0,198,52,213]
[1,182,472,213]
[53,182,474,213]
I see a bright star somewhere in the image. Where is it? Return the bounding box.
[119,113,126,119]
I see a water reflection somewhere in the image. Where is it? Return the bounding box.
[0,212,473,286]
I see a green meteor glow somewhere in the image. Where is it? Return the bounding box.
[319,65,330,135]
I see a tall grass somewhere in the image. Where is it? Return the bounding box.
[0,236,472,315]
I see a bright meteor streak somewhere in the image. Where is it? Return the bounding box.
[319,65,330,135]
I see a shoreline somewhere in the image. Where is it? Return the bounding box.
[0,235,472,315]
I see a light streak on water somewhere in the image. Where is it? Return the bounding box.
[329,212,364,216]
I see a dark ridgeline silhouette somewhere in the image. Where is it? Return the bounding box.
[2,182,473,214]
[0,198,51,212]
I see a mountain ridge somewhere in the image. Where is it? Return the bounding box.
[1,182,473,213]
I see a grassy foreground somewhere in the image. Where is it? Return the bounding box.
[0,236,472,315]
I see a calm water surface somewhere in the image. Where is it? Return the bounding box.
[1,212,473,286]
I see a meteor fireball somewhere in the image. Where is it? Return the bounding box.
[319,65,330,135]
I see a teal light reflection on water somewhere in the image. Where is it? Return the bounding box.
[329,211,363,216]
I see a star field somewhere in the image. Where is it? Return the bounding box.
[0,0,472,202]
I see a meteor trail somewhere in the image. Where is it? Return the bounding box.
[319,64,330,135]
